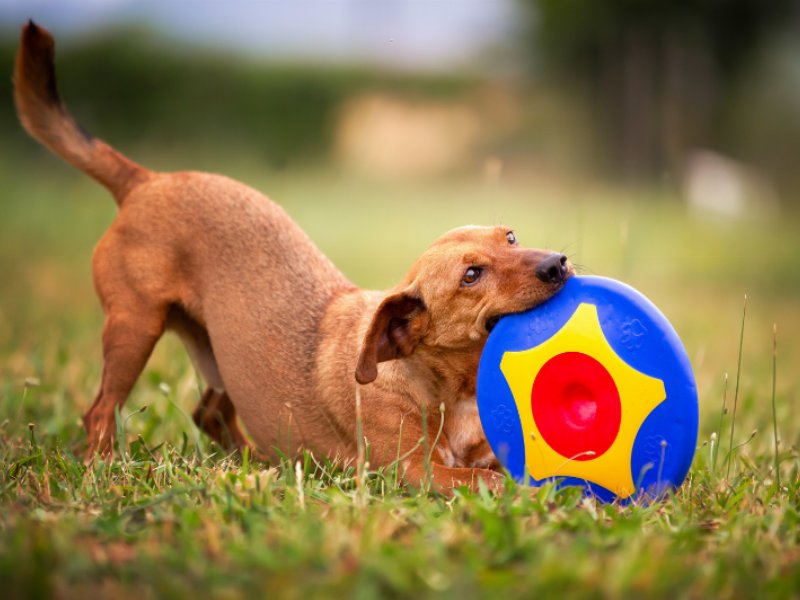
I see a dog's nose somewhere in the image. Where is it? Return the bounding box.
[535,253,569,284]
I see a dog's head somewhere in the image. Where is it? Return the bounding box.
[355,225,573,384]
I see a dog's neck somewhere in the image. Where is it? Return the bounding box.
[407,344,483,409]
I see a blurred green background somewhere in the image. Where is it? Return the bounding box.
[0,1,798,448]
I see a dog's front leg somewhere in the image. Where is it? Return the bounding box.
[402,459,506,495]
[361,409,505,495]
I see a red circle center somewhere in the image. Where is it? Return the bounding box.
[531,352,621,460]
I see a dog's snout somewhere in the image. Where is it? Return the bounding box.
[535,253,569,284]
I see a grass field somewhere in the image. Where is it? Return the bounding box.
[1,151,799,599]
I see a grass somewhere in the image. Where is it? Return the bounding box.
[1,152,799,599]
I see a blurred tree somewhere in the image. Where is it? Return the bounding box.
[522,0,796,181]
[0,30,474,170]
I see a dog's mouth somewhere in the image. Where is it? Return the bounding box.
[485,314,502,333]
[484,277,572,334]
[484,310,525,333]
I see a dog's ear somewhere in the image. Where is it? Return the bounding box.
[355,290,430,384]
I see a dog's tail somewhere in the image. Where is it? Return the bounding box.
[14,21,149,205]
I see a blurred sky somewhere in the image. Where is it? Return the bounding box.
[0,0,517,71]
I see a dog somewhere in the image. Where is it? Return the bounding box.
[14,21,572,492]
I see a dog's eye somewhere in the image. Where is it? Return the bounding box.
[506,231,516,245]
[462,266,482,286]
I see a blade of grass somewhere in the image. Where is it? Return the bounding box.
[771,323,780,490]
[726,429,758,468]
[712,372,728,473]
[727,294,747,480]
[355,385,365,502]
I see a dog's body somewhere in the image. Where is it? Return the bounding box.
[14,22,572,490]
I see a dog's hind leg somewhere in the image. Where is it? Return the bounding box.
[166,308,252,454]
[192,389,249,452]
[83,307,167,459]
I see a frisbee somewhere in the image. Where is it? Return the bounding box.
[476,275,698,502]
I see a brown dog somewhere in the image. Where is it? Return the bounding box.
[14,22,572,491]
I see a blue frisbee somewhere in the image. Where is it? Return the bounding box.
[477,275,698,502]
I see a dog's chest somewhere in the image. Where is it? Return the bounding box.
[442,396,497,469]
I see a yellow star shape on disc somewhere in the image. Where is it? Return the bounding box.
[500,303,666,498]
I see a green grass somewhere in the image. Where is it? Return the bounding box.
[1,153,799,599]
